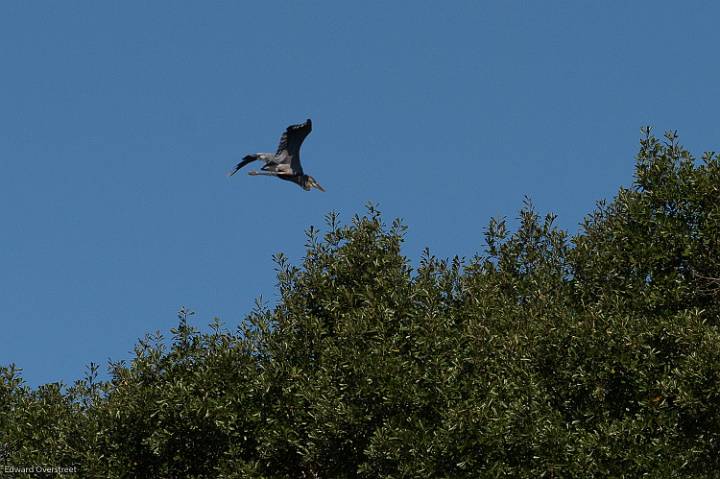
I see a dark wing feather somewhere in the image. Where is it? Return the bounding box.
[227,154,258,177]
[276,119,312,157]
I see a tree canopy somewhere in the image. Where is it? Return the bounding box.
[2,129,719,477]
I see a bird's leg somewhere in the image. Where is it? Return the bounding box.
[248,171,284,177]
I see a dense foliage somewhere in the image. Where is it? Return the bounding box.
[2,129,719,477]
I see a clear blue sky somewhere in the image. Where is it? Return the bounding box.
[2,2,719,387]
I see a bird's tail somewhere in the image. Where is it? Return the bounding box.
[227,154,258,177]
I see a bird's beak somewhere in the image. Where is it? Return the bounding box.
[314,182,325,192]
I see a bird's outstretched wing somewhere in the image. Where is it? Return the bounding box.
[276,119,312,158]
[227,154,258,177]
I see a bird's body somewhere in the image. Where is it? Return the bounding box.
[228,119,324,191]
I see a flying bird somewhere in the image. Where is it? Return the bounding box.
[228,119,325,192]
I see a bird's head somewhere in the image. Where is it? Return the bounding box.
[304,175,325,192]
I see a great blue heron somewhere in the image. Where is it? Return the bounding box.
[228,119,325,192]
